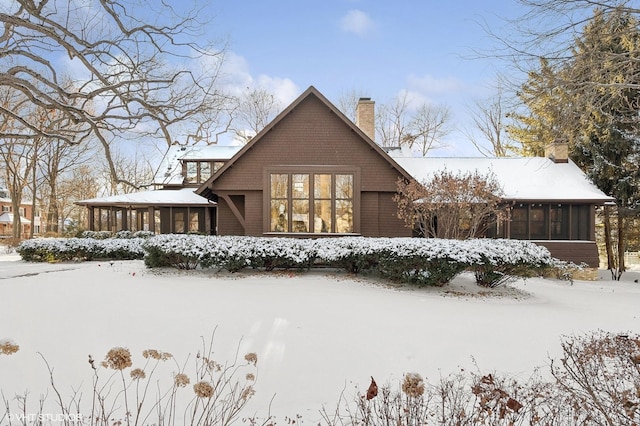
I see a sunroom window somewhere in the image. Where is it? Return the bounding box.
[269,171,354,233]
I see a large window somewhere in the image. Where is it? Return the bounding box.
[510,203,591,240]
[268,171,355,233]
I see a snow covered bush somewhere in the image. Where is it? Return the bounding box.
[18,234,561,287]
[17,237,146,262]
[464,239,557,287]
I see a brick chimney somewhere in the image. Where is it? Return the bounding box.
[545,141,569,163]
[356,98,375,141]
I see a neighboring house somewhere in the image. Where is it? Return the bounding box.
[0,188,41,238]
[77,86,613,266]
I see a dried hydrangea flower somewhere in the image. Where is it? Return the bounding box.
[0,339,19,355]
[241,386,255,400]
[244,353,258,365]
[193,381,214,398]
[104,347,132,370]
[143,349,173,361]
[402,372,425,398]
[245,373,255,381]
[130,368,146,380]
[174,373,190,388]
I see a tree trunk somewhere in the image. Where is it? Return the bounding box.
[617,212,626,277]
[47,189,59,234]
[603,206,615,270]
[10,198,21,239]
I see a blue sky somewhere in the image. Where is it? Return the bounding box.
[207,0,525,155]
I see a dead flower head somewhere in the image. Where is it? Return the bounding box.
[143,349,172,361]
[193,381,214,398]
[130,368,146,380]
[0,339,19,356]
[402,372,425,398]
[246,373,256,381]
[104,347,133,370]
[244,352,258,365]
[174,373,190,388]
[241,385,255,400]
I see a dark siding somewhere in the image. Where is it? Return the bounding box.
[211,93,408,236]
[534,241,601,267]
[378,192,411,237]
[217,197,244,236]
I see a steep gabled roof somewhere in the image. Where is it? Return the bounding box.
[196,86,413,198]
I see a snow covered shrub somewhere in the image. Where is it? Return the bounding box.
[465,239,556,288]
[314,237,383,273]
[17,237,145,262]
[143,234,210,269]
[376,238,470,286]
[79,230,113,239]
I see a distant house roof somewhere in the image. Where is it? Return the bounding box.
[391,154,614,203]
[0,212,31,224]
[153,144,242,186]
[76,188,214,207]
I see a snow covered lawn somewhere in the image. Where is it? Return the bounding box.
[1,252,639,422]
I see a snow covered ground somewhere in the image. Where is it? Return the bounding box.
[1,250,639,423]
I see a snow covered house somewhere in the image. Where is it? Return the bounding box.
[0,188,40,238]
[77,86,613,266]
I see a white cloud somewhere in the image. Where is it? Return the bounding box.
[220,51,299,105]
[340,9,375,38]
[407,74,465,95]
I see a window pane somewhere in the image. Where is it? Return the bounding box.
[213,161,225,173]
[314,200,331,232]
[189,212,199,232]
[154,210,161,234]
[530,205,547,239]
[271,174,288,198]
[292,174,309,199]
[200,163,212,182]
[314,174,332,199]
[550,205,569,239]
[292,200,309,232]
[511,205,528,239]
[271,200,288,232]
[336,174,353,199]
[336,200,353,233]
[185,162,197,183]
[571,205,589,240]
[175,212,185,233]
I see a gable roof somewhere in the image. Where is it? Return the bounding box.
[196,86,413,198]
[393,155,614,203]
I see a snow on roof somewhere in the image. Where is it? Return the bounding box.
[153,144,242,186]
[392,156,614,203]
[76,188,214,206]
[0,212,31,224]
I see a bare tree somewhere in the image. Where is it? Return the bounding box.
[405,104,452,156]
[376,92,412,149]
[394,170,504,239]
[337,88,369,122]
[0,0,233,188]
[232,87,283,144]
[465,85,516,157]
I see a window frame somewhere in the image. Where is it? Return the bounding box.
[263,166,360,235]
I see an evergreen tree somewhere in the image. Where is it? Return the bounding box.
[510,7,640,275]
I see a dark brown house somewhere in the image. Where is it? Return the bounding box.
[196,86,412,237]
[78,86,614,267]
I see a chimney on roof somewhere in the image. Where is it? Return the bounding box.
[545,141,569,163]
[356,97,375,141]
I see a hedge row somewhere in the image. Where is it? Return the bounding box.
[17,235,570,287]
[142,235,564,287]
[17,237,147,262]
